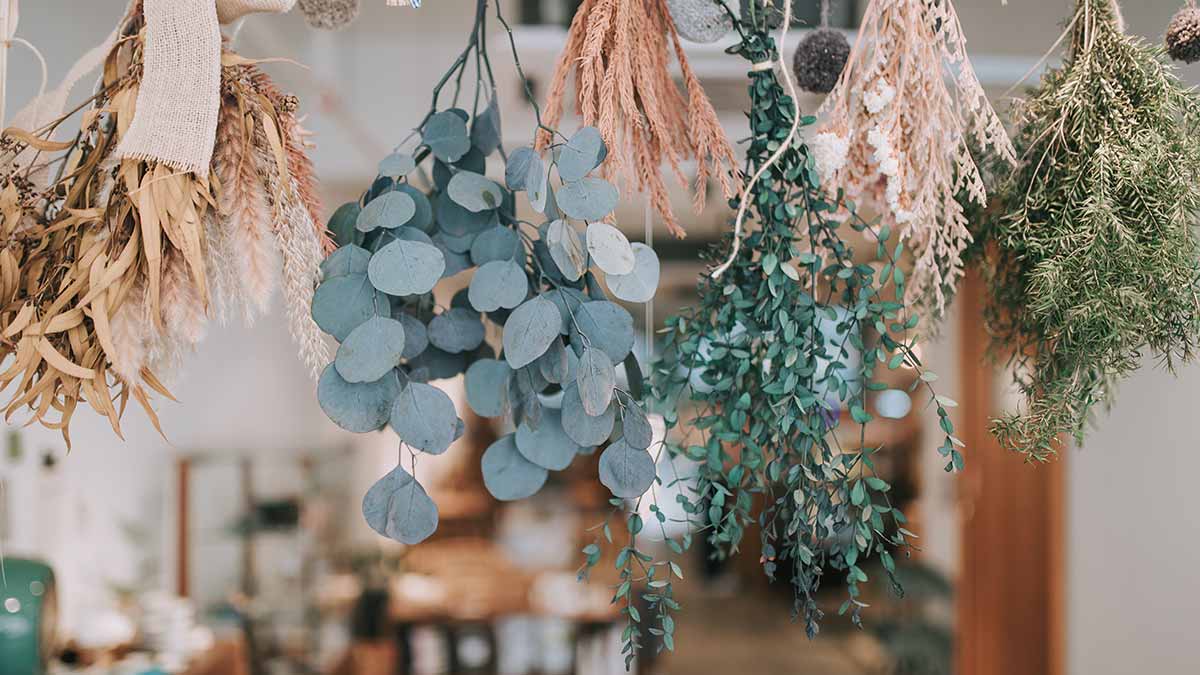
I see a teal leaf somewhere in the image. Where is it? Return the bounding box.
[378,153,416,178]
[367,239,445,296]
[470,226,523,266]
[547,219,587,282]
[362,465,439,544]
[471,99,502,156]
[312,274,386,341]
[357,191,416,232]
[561,382,616,446]
[557,177,618,221]
[516,408,584,470]
[571,301,635,364]
[599,438,656,499]
[396,313,429,360]
[392,183,434,232]
[335,316,407,383]
[468,259,529,312]
[318,364,401,432]
[621,403,654,450]
[606,243,660,303]
[586,222,635,275]
[391,382,460,454]
[556,126,606,182]
[465,358,513,417]
[447,171,504,212]
[576,347,616,416]
[328,202,361,247]
[321,244,371,280]
[482,433,549,500]
[423,111,470,162]
[427,307,485,354]
[505,147,541,191]
[502,296,562,369]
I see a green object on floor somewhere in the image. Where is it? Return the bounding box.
[0,558,56,675]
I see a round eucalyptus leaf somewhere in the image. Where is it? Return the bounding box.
[468,259,528,312]
[436,243,472,279]
[471,100,502,156]
[515,408,584,470]
[318,364,401,432]
[435,191,495,237]
[542,288,585,335]
[532,239,566,285]
[362,465,439,545]
[556,126,606,182]
[875,389,913,419]
[407,347,467,382]
[576,347,616,416]
[471,226,523,266]
[598,438,656,499]
[321,244,371,280]
[368,239,445,296]
[433,159,453,192]
[571,301,635,364]
[423,111,471,162]
[335,316,407,383]
[465,358,513,417]
[502,296,562,369]
[328,202,361,247]
[666,0,733,43]
[455,146,487,174]
[605,243,660,303]
[506,147,541,191]
[528,158,550,213]
[435,230,476,254]
[395,226,435,246]
[621,403,654,450]
[561,382,616,446]
[428,308,485,354]
[357,191,416,232]
[557,177,619,221]
[378,153,417,178]
[482,433,549,501]
[391,382,460,455]
[312,274,386,341]
[392,184,434,232]
[397,313,429,360]
[448,171,504,212]
[536,337,570,384]
[586,222,636,275]
[547,219,587,282]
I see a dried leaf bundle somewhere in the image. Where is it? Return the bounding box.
[814,0,1014,327]
[538,0,737,237]
[0,7,331,443]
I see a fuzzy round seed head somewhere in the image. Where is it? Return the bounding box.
[667,0,733,44]
[792,28,851,94]
[297,0,360,30]
[1167,7,1200,63]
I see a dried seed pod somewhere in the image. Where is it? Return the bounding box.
[792,27,850,94]
[1166,6,1200,63]
[296,0,360,30]
[666,0,732,44]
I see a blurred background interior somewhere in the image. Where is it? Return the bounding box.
[0,1,1197,674]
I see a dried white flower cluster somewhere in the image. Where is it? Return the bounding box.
[816,0,1015,329]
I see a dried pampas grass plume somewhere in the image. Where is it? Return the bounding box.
[538,0,738,237]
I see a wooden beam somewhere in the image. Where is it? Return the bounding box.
[955,270,1065,675]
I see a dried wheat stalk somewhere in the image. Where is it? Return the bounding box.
[538,0,737,237]
[814,0,1015,328]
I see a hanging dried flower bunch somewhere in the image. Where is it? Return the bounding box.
[814,0,1014,328]
[0,1,330,443]
[538,0,738,237]
[981,0,1200,459]
[1166,2,1200,63]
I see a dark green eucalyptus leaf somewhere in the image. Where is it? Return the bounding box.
[394,226,435,246]
[335,316,407,383]
[465,358,513,417]
[396,313,429,360]
[391,382,459,454]
[318,364,401,432]
[482,433,548,501]
[428,307,485,354]
[407,346,467,381]
[362,465,438,544]
[328,202,362,247]
[555,126,606,182]
[423,110,471,162]
[557,177,619,221]
[561,382,616,446]
[367,239,445,296]
[434,230,476,254]
[468,259,529,312]
[434,239,473,278]
[357,191,416,232]
[435,191,496,237]
[312,274,387,341]
[392,183,434,232]
[547,219,587,282]
[471,99,502,155]
[515,408,583,470]
[448,171,504,212]
[577,346,616,416]
[605,242,660,303]
[598,438,656,499]
[471,226,523,266]
[502,296,562,369]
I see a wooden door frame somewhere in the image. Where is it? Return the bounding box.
[955,271,1066,675]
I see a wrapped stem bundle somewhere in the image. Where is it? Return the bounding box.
[538,0,738,237]
[815,0,1014,328]
[0,4,330,443]
[983,0,1200,459]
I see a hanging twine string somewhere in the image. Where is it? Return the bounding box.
[711,0,801,280]
[0,0,47,130]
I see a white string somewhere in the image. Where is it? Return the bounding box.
[711,0,801,280]
[644,194,654,362]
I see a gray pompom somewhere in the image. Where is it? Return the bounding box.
[792,28,850,94]
[1166,7,1200,63]
[297,0,360,30]
[667,0,733,44]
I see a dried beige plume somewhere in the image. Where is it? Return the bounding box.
[539,0,737,237]
[815,0,1015,328]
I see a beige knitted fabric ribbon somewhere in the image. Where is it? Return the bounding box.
[115,0,296,174]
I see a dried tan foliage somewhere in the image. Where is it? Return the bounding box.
[815,0,1015,327]
[538,0,738,237]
